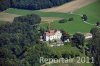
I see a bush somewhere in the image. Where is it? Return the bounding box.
[59,19,67,23]
[68,17,74,21]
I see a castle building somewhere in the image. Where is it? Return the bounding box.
[41,30,62,41]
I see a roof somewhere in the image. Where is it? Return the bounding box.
[84,33,92,37]
[44,30,60,36]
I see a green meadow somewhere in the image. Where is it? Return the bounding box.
[75,0,100,24]
[3,0,100,34]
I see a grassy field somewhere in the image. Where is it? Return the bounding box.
[5,8,69,18]
[40,15,93,34]
[75,0,100,24]
[2,0,100,34]
[51,44,80,55]
[4,8,94,34]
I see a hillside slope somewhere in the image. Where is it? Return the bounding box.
[40,0,97,13]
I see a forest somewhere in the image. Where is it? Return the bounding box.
[0,13,100,66]
[0,0,11,11]
[0,14,42,66]
[90,27,100,66]
[0,0,72,11]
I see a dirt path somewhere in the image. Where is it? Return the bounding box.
[0,12,62,23]
[40,0,97,13]
[71,13,100,28]
[41,17,63,23]
[0,12,20,22]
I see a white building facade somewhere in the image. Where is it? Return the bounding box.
[85,33,92,39]
[43,30,62,41]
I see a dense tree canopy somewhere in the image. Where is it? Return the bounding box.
[89,27,100,66]
[13,14,41,25]
[0,14,42,66]
[0,0,11,11]
[0,0,72,11]
[72,33,85,47]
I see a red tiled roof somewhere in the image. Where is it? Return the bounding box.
[44,30,57,36]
